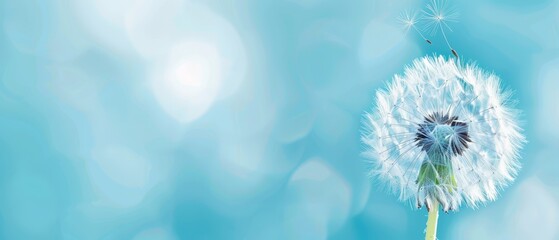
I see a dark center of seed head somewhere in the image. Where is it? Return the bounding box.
[414,112,472,156]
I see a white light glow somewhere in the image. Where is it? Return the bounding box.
[151,41,222,123]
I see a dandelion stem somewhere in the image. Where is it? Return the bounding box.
[425,201,439,240]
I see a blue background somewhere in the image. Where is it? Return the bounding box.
[1,0,558,239]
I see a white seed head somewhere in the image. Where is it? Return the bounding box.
[362,56,525,212]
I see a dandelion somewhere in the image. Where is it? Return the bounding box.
[398,10,432,44]
[422,0,459,57]
[362,56,525,240]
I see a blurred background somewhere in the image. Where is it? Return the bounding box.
[0,0,558,239]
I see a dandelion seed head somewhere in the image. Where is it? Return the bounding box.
[362,56,525,212]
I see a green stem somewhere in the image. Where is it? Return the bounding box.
[425,201,439,240]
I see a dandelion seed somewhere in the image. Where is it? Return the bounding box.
[362,56,525,240]
[422,0,459,57]
[398,10,432,45]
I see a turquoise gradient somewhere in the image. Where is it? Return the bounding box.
[1,0,558,239]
